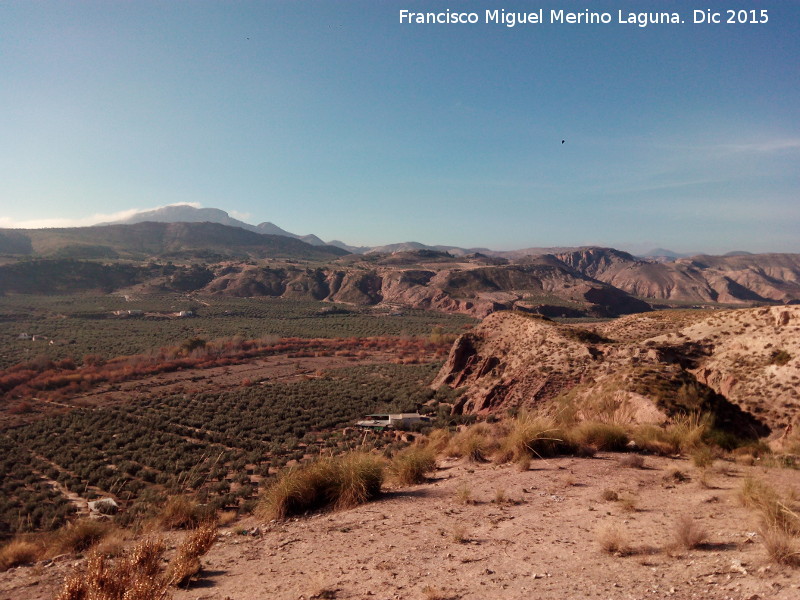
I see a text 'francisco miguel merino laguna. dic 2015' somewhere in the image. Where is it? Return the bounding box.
[400,9,687,28]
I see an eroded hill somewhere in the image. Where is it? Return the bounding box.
[434,306,800,436]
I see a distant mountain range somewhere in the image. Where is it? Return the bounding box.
[2,204,799,316]
[0,221,348,261]
[100,204,695,259]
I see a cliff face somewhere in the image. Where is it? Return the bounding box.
[433,306,800,436]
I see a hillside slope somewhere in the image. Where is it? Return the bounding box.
[434,306,800,434]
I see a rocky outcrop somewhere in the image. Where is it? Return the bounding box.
[553,248,800,305]
[433,308,799,437]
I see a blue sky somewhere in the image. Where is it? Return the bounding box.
[1,1,798,254]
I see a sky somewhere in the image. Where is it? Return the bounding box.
[1,1,798,254]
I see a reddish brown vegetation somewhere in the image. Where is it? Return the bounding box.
[0,335,449,404]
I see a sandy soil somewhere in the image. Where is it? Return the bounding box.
[6,453,799,600]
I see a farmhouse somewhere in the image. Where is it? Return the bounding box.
[355,413,429,430]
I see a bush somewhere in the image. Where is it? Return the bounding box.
[631,425,680,455]
[55,537,168,600]
[157,496,216,530]
[770,349,792,366]
[597,523,631,556]
[258,452,385,520]
[673,514,708,550]
[495,412,577,464]
[569,421,629,451]
[760,525,800,566]
[618,454,645,469]
[390,445,437,485]
[165,523,217,586]
[50,519,112,554]
[690,446,715,469]
[0,539,42,571]
[445,424,496,462]
[740,478,800,535]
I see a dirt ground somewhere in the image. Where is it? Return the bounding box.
[4,453,799,600]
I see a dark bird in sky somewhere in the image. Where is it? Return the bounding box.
[561,140,565,144]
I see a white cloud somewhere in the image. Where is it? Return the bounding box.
[229,209,252,221]
[0,202,204,229]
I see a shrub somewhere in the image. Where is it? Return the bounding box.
[496,411,577,464]
[631,425,680,456]
[760,525,800,566]
[390,445,437,485]
[673,514,708,550]
[618,454,645,469]
[597,523,631,556]
[671,413,712,452]
[691,446,715,469]
[157,496,216,530]
[0,539,42,571]
[618,493,638,512]
[50,519,112,554]
[451,524,469,544]
[445,424,496,462]
[770,349,792,366]
[425,428,452,454]
[740,478,800,534]
[569,421,629,452]
[258,452,384,520]
[454,483,474,505]
[165,523,217,586]
[55,537,167,600]
[601,489,619,502]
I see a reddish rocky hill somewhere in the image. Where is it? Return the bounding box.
[433,306,800,437]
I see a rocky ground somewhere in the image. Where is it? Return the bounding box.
[3,453,799,600]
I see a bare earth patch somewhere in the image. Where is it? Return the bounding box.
[4,454,800,600]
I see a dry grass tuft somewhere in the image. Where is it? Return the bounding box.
[157,496,215,530]
[0,538,43,571]
[425,428,452,454]
[390,444,437,485]
[446,424,496,462]
[760,525,800,566]
[165,523,218,586]
[597,523,632,556]
[740,477,800,534]
[631,425,680,456]
[50,518,113,555]
[618,493,638,512]
[569,421,629,452]
[673,514,708,550]
[55,524,218,599]
[495,411,577,463]
[601,489,619,502]
[664,468,690,483]
[690,446,715,469]
[454,483,474,505]
[55,537,168,600]
[422,584,455,600]
[740,477,800,565]
[451,524,469,544]
[258,451,385,520]
[618,454,645,469]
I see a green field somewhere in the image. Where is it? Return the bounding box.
[0,294,476,370]
[0,362,458,537]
